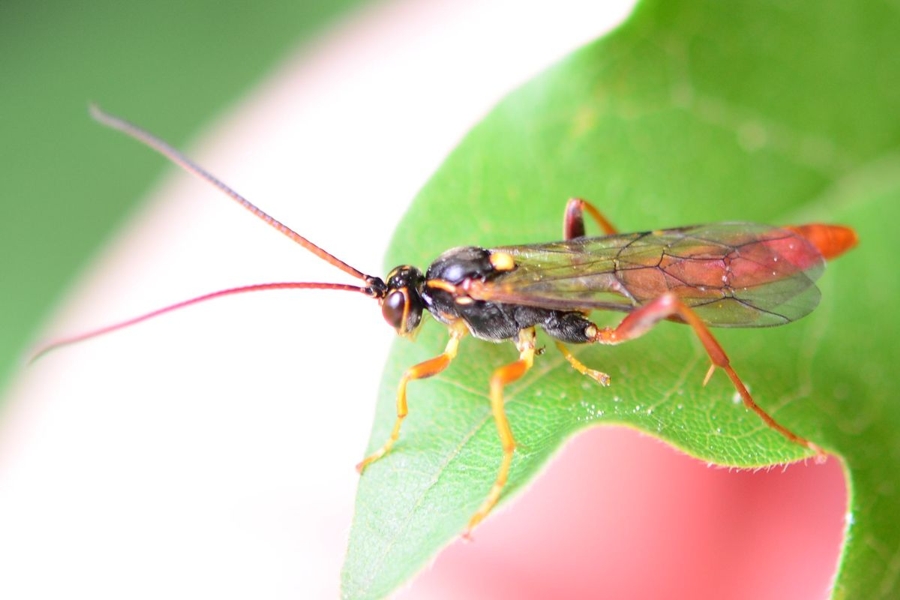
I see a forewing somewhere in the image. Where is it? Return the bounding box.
[472,224,825,327]
[638,223,825,327]
[479,233,644,312]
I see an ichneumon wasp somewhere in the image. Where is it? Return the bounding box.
[36,106,858,535]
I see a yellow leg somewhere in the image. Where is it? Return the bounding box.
[356,320,468,472]
[465,328,537,536]
[554,341,610,386]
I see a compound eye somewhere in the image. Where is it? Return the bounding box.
[381,289,408,331]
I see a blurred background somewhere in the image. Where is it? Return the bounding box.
[0,0,361,390]
[0,1,845,598]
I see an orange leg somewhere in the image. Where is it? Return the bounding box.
[591,293,825,460]
[465,327,537,536]
[356,321,468,472]
[563,197,619,239]
[555,341,610,386]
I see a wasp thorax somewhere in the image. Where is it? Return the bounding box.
[381,265,425,335]
[426,246,495,283]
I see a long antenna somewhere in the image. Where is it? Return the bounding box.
[31,281,371,362]
[89,105,377,284]
[31,108,389,362]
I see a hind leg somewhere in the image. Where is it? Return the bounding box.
[563,197,619,239]
[546,296,823,459]
[591,293,824,458]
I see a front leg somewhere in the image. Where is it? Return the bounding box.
[356,320,468,472]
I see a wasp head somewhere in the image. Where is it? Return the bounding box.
[380,265,425,337]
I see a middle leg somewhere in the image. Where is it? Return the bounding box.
[555,341,610,386]
[465,327,537,535]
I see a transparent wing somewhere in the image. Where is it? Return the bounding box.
[470,223,825,328]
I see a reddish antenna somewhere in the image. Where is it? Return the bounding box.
[89,105,378,284]
[31,107,387,361]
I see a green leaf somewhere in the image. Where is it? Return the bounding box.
[343,1,900,598]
